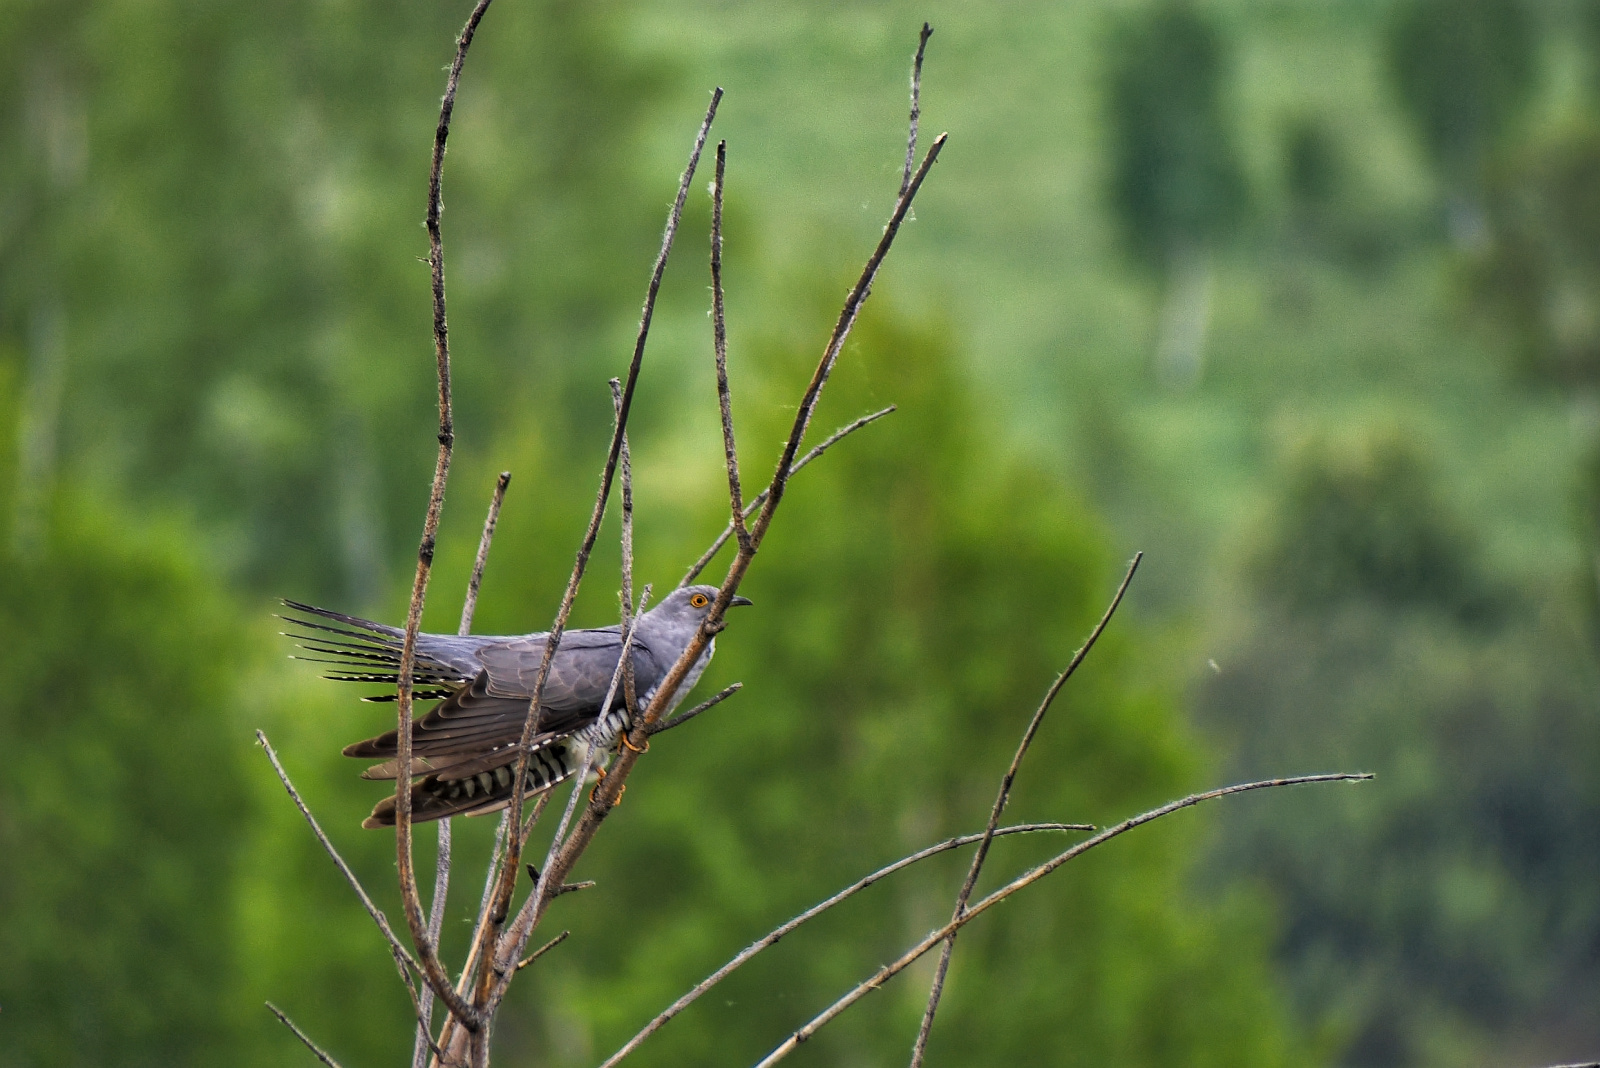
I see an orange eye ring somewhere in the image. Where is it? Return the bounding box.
[689,593,710,609]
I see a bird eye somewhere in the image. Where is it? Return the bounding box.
[690,593,709,608]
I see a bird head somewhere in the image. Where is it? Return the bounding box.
[650,584,753,627]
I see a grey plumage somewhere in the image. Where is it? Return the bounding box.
[281,585,749,828]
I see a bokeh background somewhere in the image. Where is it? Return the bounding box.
[4,1,1599,1065]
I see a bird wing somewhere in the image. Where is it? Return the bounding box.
[342,626,659,764]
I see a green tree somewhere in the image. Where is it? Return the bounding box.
[1200,421,1600,1067]
[1388,0,1537,246]
[1102,1,1247,388]
[0,370,253,1065]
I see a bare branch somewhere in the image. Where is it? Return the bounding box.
[901,23,933,198]
[910,552,1142,1065]
[710,140,748,551]
[753,773,1375,1068]
[392,0,496,1030]
[610,378,640,718]
[460,471,511,635]
[413,815,452,1068]
[680,406,896,587]
[646,682,742,737]
[256,731,421,980]
[748,133,945,551]
[266,1003,344,1068]
[416,472,510,1068]
[515,930,571,972]
[599,822,1091,1067]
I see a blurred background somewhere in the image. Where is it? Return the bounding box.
[3,1,1599,1065]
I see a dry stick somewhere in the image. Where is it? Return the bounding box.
[909,552,1142,1067]
[515,930,570,971]
[393,0,495,1031]
[439,96,724,1059]
[753,773,1374,1068]
[414,472,513,1068]
[525,388,645,932]
[257,731,421,980]
[646,681,742,737]
[460,472,511,635]
[496,129,950,997]
[257,732,446,1063]
[679,406,896,587]
[610,378,641,719]
[266,1002,344,1068]
[900,23,933,198]
[597,822,1092,1067]
[709,140,749,552]
[749,134,945,554]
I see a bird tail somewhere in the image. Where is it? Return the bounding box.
[278,599,465,700]
[360,745,581,828]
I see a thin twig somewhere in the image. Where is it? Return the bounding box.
[709,140,749,551]
[901,23,933,198]
[680,406,896,586]
[753,773,1374,1068]
[266,1003,344,1068]
[910,552,1142,1066]
[646,682,742,737]
[415,473,510,1068]
[460,471,511,634]
[598,822,1091,1067]
[413,816,451,1068]
[393,0,496,1030]
[256,731,420,979]
[747,133,945,552]
[515,930,571,971]
[611,378,640,719]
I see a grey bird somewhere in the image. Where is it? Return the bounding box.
[282,584,751,828]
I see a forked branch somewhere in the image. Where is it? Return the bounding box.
[910,552,1142,1065]
[598,822,1093,1067]
[753,773,1374,1068]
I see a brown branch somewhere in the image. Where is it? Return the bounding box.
[610,378,640,718]
[515,930,570,972]
[646,681,742,737]
[753,773,1375,1068]
[710,140,748,551]
[491,116,950,1010]
[900,23,933,198]
[910,552,1142,1066]
[598,822,1091,1067]
[257,731,421,980]
[266,1003,344,1068]
[257,739,444,1063]
[392,0,495,1031]
[460,471,511,634]
[415,473,511,1068]
[680,406,896,587]
[748,133,945,552]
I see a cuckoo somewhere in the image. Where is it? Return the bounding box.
[282,585,750,827]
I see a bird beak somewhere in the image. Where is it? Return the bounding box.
[729,595,754,607]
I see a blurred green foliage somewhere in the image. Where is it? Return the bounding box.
[3,1,1600,1067]
[1103,1,1247,272]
